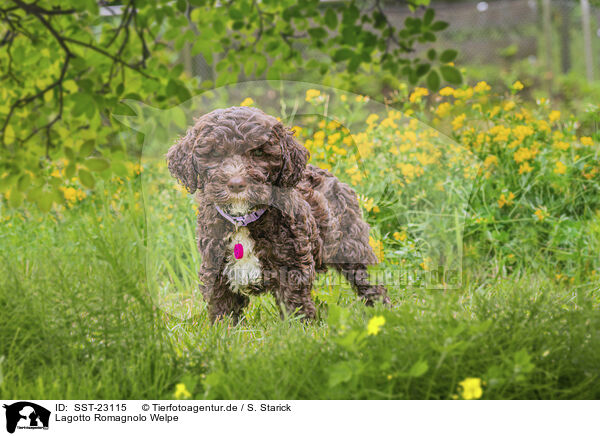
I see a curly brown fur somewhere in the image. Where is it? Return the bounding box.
[167,106,389,322]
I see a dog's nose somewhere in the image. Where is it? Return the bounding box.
[227,176,247,193]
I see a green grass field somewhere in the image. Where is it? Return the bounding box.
[2,85,600,400]
[1,172,598,400]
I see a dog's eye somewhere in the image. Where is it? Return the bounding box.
[252,149,264,157]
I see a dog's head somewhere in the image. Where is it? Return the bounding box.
[167,106,308,215]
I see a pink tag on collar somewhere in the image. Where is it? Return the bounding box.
[234,243,244,259]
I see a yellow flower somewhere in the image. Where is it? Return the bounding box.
[439,86,455,97]
[549,110,561,123]
[554,161,567,175]
[452,113,466,131]
[498,192,515,208]
[240,97,254,107]
[174,383,191,400]
[340,94,347,102]
[367,315,386,336]
[409,87,429,103]
[393,231,407,241]
[519,162,533,174]
[305,89,321,102]
[459,377,483,400]
[483,155,498,168]
[366,113,379,126]
[580,136,593,146]
[553,141,570,151]
[61,187,78,203]
[369,236,384,262]
[534,208,548,221]
[473,81,491,93]
[503,101,516,111]
[435,102,452,118]
[512,81,524,91]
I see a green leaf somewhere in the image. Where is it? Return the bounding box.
[8,189,23,208]
[416,63,431,77]
[427,48,437,61]
[78,168,95,188]
[324,8,338,30]
[328,361,355,387]
[408,359,429,377]
[79,140,95,157]
[423,8,435,26]
[426,70,440,91]
[65,161,76,179]
[333,48,354,62]
[440,65,462,84]
[430,21,449,31]
[440,49,458,63]
[17,173,31,192]
[308,27,327,39]
[84,158,110,172]
[35,189,53,212]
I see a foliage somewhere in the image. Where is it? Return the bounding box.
[0,0,460,213]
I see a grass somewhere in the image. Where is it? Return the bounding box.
[1,175,599,400]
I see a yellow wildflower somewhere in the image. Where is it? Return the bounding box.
[512,81,524,91]
[435,102,452,118]
[366,113,379,126]
[393,231,407,241]
[483,155,498,168]
[452,113,466,131]
[367,315,386,336]
[174,383,191,399]
[459,377,483,400]
[305,89,321,102]
[409,87,429,103]
[498,192,515,208]
[549,110,561,123]
[503,100,516,111]
[580,136,593,146]
[553,141,570,151]
[240,97,254,107]
[519,162,533,174]
[554,161,567,175]
[473,81,491,93]
[369,236,384,262]
[534,208,548,221]
[439,86,455,97]
[61,187,78,203]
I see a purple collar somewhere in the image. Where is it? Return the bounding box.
[215,205,266,227]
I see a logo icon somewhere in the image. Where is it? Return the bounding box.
[2,402,50,434]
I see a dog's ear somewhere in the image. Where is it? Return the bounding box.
[166,129,200,193]
[276,127,309,188]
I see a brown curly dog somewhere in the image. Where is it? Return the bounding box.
[167,106,389,322]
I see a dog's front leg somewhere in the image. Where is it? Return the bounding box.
[268,263,317,321]
[199,267,249,323]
